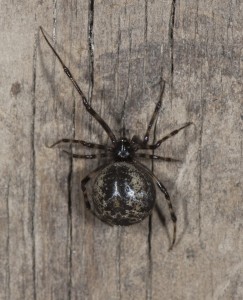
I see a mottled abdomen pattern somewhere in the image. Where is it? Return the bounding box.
[92,162,156,225]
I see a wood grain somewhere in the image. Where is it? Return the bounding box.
[0,0,242,299]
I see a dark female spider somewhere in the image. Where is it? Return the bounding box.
[40,27,192,250]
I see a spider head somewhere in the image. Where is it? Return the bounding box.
[113,138,135,161]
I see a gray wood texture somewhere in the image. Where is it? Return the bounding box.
[0,1,242,299]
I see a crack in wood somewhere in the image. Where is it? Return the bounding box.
[31,28,38,300]
[169,0,177,82]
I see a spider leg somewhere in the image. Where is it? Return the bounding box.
[63,151,109,159]
[40,27,117,145]
[143,80,165,144]
[81,164,107,209]
[141,122,193,150]
[48,138,112,151]
[134,160,177,250]
[135,153,181,162]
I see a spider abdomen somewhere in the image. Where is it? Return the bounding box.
[92,162,156,225]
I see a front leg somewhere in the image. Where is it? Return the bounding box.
[141,122,193,150]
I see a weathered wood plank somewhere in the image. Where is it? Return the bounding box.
[0,0,242,299]
[151,0,243,299]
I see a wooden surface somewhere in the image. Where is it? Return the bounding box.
[0,1,242,299]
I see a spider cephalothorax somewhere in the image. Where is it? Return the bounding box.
[41,26,192,250]
[113,138,135,161]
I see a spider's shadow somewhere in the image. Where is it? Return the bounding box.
[154,196,172,247]
[155,203,166,227]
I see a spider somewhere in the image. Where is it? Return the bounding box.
[40,27,192,250]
